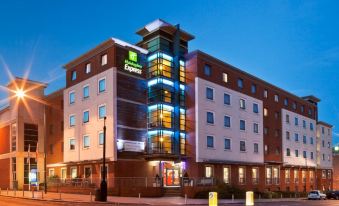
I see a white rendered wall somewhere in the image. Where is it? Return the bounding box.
[63,68,117,163]
[281,109,317,167]
[195,77,264,163]
[317,124,333,169]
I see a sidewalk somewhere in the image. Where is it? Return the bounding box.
[0,190,304,205]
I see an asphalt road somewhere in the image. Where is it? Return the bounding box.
[1,196,339,206]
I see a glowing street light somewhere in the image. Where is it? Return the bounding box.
[15,89,26,99]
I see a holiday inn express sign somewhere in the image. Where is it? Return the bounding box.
[124,50,143,75]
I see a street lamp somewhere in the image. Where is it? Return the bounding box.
[100,116,107,202]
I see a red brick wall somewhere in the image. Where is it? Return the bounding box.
[334,155,339,190]
[0,125,10,155]
[0,158,10,189]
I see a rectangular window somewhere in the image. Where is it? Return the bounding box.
[252,168,259,184]
[301,105,304,113]
[274,94,279,102]
[224,116,231,128]
[223,73,228,83]
[286,114,290,123]
[254,143,259,153]
[286,148,290,156]
[237,78,243,89]
[253,103,259,113]
[205,166,213,178]
[83,135,90,149]
[310,137,314,144]
[264,108,268,117]
[294,169,299,183]
[69,91,75,104]
[253,123,259,133]
[99,132,104,145]
[303,151,307,158]
[71,71,77,81]
[207,136,214,148]
[85,63,91,74]
[292,102,297,110]
[294,117,298,126]
[240,120,246,131]
[204,64,211,76]
[98,105,106,119]
[224,138,231,150]
[251,84,257,94]
[206,87,214,100]
[303,120,306,129]
[240,99,246,109]
[240,141,246,152]
[310,152,314,159]
[286,131,290,140]
[294,133,299,142]
[322,127,325,134]
[239,167,245,184]
[264,89,268,98]
[71,167,77,179]
[224,93,230,105]
[303,135,307,144]
[98,78,106,93]
[83,85,89,99]
[83,110,89,123]
[295,150,299,157]
[310,123,314,131]
[69,139,76,150]
[284,98,288,106]
[101,54,107,65]
[69,115,75,127]
[285,169,290,183]
[223,167,230,184]
[322,170,326,179]
[207,112,214,124]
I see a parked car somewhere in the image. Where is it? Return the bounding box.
[308,190,326,200]
[326,190,339,200]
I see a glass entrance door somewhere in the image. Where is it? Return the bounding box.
[165,168,180,186]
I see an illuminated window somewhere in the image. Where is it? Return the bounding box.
[223,73,228,83]
[264,89,268,98]
[285,169,290,183]
[223,167,230,184]
[264,108,268,116]
[85,63,91,74]
[274,94,279,102]
[101,54,107,66]
[205,166,213,178]
[239,167,245,184]
[252,168,259,184]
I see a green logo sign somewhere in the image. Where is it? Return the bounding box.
[129,51,138,62]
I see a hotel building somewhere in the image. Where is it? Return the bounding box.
[0,19,333,195]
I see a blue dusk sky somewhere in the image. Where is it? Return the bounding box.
[0,0,339,143]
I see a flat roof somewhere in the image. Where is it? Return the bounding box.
[7,77,47,88]
[64,37,148,70]
[317,121,333,128]
[136,19,195,41]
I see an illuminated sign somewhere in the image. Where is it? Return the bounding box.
[117,139,145,152]
[124,51,143,74]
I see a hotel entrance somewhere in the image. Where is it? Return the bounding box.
[162,162,182,187]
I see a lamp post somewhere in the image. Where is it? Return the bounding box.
[100,116,107,201]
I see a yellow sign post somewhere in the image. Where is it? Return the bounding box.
[209,192,218,206]
[246,191,254,206]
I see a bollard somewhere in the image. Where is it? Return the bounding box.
[185,194,187,205]
[90,192,92,202]
[41,191,44,199]
[246,191,254,206]
[32,190,34,198]
[232,194,234,202]
[138,193,141,198]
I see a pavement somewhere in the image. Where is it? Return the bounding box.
[0,190,338,205]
